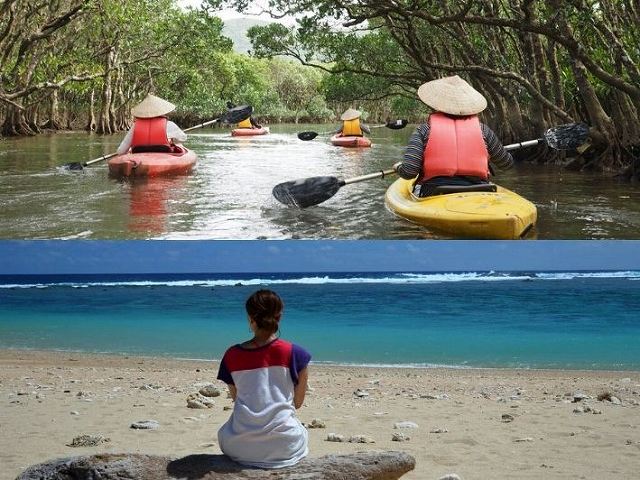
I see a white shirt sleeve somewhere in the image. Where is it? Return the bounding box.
[117,127,133,155]
[167,121,187,143]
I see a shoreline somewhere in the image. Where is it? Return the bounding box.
[1,349,639,479]
[2,347,639,373]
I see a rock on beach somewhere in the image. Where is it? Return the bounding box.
[130,420,159,430]
[16,452,416,479]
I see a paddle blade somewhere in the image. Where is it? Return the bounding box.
[222,105,253,124]
[297,131,318,141]
[544,123,590,150]
[63,162,85,171]
[386,119,408,130]
[272,176,344,208]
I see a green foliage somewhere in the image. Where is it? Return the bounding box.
[246,20,428,121]
[6,0,637,143]
[0,0,340,129]
[219,0,640,153]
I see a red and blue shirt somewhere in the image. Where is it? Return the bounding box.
[217,338,311,386]
[216,338,311,468]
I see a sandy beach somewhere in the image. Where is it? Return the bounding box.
[1,349,638,479]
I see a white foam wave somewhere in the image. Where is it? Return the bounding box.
[58,230,93,240]
[536,270,640,280]
[1,270,639,289]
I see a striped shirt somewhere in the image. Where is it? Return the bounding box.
[397,121,514,181]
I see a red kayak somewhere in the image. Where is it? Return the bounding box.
[330,134,372,148]
[108,146,197,177]
[231,127,270,136]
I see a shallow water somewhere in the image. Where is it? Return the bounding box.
[1,126,639,239]
[1,272,639,369]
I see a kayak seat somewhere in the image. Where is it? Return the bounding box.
[429,183,498,195]
[131,144,174,154]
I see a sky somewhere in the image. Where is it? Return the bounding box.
[177,0,297,25]
[178,0,274,20]
[1,241,640,275]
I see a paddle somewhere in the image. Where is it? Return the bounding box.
[297,119,408,141]
[63,105,253,171]
[503,122,589,152]
[273,122,589,208]
[272,168,397,208]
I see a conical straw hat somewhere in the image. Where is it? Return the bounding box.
[417,75,487,115]
[340,108,362,121]
[131,94,175,118]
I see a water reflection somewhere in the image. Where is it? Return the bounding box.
[125,176,190,235]
[0,127,639,239]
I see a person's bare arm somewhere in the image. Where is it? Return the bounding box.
[293,367,308,409]
[167,121,187,143]
[116,128,133,155]
[227,384,237,401]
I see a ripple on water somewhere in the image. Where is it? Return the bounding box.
[1,129,640,239]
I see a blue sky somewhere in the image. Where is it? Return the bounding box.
[1,241,639,274]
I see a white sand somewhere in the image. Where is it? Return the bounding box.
[1,350,639,479]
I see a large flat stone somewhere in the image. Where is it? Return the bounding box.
[16,451,415,479]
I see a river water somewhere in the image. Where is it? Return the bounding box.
[1,125,639,239]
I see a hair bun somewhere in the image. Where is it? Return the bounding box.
[246,289,283,335]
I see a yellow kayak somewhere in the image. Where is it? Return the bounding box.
[385,178,537,239]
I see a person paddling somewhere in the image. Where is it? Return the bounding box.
[117,94,187,155]
[335,108,371,137]
[395,75,513,197]
[227,101,262,129]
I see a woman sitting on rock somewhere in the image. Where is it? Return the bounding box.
[217,289,311,468]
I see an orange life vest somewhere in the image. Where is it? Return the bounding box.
[131,117,171,149]
[342,118,363,137]
[420,112,489,182]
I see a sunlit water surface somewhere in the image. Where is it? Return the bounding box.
[1,125,639,239]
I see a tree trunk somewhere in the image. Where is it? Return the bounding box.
[546,42,565,112]
[86,88,97,131]
[97,72,114,135]
[1,106,37,136]
[610,90,640,147]
[114,67,128,131]
[571,58,621,171]
[97,48,116,134]
[25,104,40,133]
[107,64,119,133]
[519,32,545,133]
[42,90,63,130]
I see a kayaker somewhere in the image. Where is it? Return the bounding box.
[395,75,514,197]
[227,101,262,129]
[237,115,262,129]
[217,289,311,468]
[335,108,371,137]
[117,94,187,155]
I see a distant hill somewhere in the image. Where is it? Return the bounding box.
[222,17,278,54]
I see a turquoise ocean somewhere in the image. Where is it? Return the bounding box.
[1,271,639,370]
